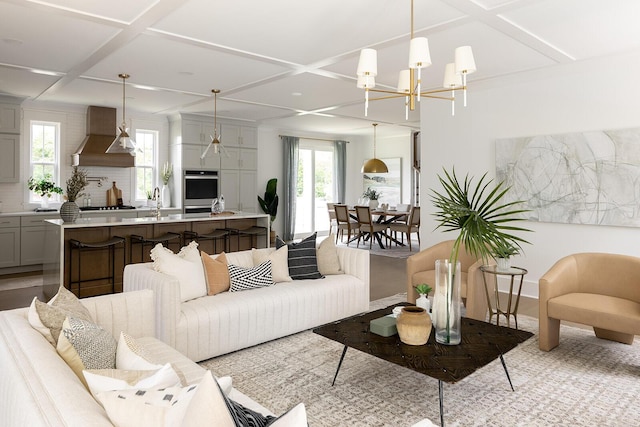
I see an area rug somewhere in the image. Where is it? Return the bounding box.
[200,294,640,426]
[335,237,420,259]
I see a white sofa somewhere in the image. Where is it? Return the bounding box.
[0,290,270,427]
[124,246,370,362]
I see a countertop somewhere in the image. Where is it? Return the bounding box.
[0,207,180,217]
[45,211,268,228]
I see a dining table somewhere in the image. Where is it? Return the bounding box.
[335,207,410,249]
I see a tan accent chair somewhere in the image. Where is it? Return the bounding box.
[539,252,640,351]
[327,202,338,235]
[406,240,487,321]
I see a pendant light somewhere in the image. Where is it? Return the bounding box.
[361,123,388,173]
[106,73,138,156]
[201,89,228,159]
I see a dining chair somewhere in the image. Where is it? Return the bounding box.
[389,206,420,250]
[334,204,359,245]
[326,202,338,236]
[355,205,388,249]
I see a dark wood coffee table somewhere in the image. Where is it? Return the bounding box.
[313,303,533,426]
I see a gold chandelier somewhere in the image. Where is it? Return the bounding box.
[106,73,138,156]
[362,123,388,173]
[356,0,477,120]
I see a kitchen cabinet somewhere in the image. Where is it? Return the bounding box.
[220,123,257,148]
[0,134,19,183]
[0,216,20,268]
[0,98,21,183]
[20,214,59,265]
[220,169,257,213]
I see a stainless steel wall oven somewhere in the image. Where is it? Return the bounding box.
[183,170,219,214]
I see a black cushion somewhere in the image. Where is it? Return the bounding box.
[276,233,324,280]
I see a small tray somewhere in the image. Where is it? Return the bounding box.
[210,211,235,216]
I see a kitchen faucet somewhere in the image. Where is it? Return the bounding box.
[152,187,161,218]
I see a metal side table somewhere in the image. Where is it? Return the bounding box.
[480,265,528,329]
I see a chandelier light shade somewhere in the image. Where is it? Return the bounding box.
[356,0,477,119]
[106,73,138,156]
[201,89,227,159]
[361,123,388,174]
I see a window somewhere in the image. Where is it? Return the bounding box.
[30,120,61,202]
[295,140,335,238]
[134,129,157,201]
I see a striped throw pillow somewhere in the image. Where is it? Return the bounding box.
[276,233,324,280]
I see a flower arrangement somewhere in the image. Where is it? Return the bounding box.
[161,162,173,186]
[27,174,63,198]
[65,166,88,202]
[362,187,381,200]
[414,284,433,296]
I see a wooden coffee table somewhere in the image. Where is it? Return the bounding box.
[313,303,533,426]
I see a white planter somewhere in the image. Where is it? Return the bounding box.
[416,294,431,318]
[369,200,379,210]
[496,257,511,272]
[161,185,171,208]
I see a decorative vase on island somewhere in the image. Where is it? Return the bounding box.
[396,306,432,346]
[60,201,79,223]
[433,259,462,345]
[161,184,171,208]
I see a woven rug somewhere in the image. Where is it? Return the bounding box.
[200,294,640,426]
[335,237,420,259]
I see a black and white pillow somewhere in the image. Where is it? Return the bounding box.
[276,233,324,280]
[228,260,275,292]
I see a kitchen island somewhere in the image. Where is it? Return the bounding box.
[43,212,269,299]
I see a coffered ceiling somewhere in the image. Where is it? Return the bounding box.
[1,0,639,137]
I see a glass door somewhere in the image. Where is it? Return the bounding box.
[295,142,334,238]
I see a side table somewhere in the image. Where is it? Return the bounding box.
[480,265,527,329]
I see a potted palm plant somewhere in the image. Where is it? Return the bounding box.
[258,178,278,243]
[493,241,520,271]
[430,168,531,344]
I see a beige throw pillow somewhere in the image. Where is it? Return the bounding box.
[201,251,230,295]
[252,245,291,283]
[28,286,93,345]
[317,234,343,275]
[150,243,207,302]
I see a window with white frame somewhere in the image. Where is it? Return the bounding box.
[134,129,157,201]
[29,120,61,202]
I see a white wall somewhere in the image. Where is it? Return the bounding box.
[420,50,640,298]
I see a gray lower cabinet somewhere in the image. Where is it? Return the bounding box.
[20,215,59,265]
[0,217,20,268]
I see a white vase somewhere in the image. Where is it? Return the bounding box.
[40,195,49,209]
[369,199,379,210]
[161,184,171,208]
[416,294,431,317]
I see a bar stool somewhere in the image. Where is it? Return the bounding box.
[129,232,182,263]
[68,236,125,297]
[183,228,230,254]
[236,226,268,249]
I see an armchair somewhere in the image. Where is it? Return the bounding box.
[406,240,487,321]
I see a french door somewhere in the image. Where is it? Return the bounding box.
[295,141,335,239]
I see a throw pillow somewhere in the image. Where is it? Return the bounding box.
[276,233,324,280]
[28,286,94,345]
[201,251,230,295]
[56,316,117,387]
[97,371,235,427]
[316,234,343,275]
[116,332,162,371]
[268,402,308,426]
[228,261,275,292]
[177,240,201,263]
[83,363,182,398]
[225,250,255,268]
[150,242,207,302]
[252,246,292,283]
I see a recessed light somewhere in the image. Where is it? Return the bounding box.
[31,69,60,76]
[292,92,302,97]
[178,71,194,76]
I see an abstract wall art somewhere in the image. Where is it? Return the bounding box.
[495,127,640,227]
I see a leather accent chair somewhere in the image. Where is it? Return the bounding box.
[539,252,640,351]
